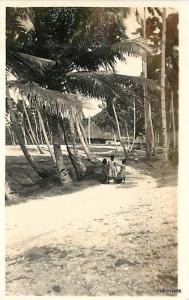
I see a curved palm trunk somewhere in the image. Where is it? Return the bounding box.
[75,113,93,161]
[161,8,168,161]
[60,119,86,179]
[21,123,27,145]
[37,109,56,164]
[49,115,72,185]
[38,114,45,144]
[33,111,40,144]
[78,115,90,150]
[22,100,44,154]
[69,117,79,157]
[45,117,52,144]
[7,99,46,178]
[69,117,87,174]
[25,125,34,145]
[112,102,127,158]
[7,126,15,145]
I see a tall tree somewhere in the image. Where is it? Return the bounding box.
[48,114,72,184]
[161,8,168,161]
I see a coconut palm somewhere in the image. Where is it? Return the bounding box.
[6,81,83,183]
[67,71,159,158]
[161,8,168,161]
[6,7,160,184]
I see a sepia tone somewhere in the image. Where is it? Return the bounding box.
[5,6,178,296]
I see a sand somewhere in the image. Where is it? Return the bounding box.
[5,145,178,296]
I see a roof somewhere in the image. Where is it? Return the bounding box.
[83,122,115,140]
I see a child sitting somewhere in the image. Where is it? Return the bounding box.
[115,171,122,184]
[120,159,127,183]
[101,158,109,184]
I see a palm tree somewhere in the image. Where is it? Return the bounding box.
[48,114,72,184]
[7,81,83,184]
[161,8,168,161]
[6,97,48,179]
[74,111,93,161]
[6,7,160,178]
[68,71,159,158]
[37,108,56,164]
[142,7,155,159]
[22,97,44,154]
[130,98,136,151]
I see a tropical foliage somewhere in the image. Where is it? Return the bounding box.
[6,6,178,193]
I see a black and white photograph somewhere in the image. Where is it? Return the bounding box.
[2,0,188,297]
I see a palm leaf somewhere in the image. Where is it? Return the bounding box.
[67,72,119,102]
[67,72,160,102]
[6,81,82,118]
[6,51,55,80]
[15,15,34,32]
[112,39,155,57]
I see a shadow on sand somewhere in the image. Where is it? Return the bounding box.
[6,148,178,206]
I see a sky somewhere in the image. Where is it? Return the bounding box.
[8,7,178,118]
[83,9,143,118]
[83,7,178,118]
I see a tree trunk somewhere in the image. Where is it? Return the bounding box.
[69,117,79,157]
[171,90,176,148]
[39,115,45,145]
[25,125,34,145]
[33,111,40,144]
[37,109,56,164]
[161,8,168,161]
[69,118,87,174]
[7,99,46,178]
[49,115,72,185]
[125,121,130,149]
[112,129,118,152]
[148,102,156,155]
[7,126,16,145]
[78,115,90,150]
[75,113,93,161]
[45,117,52,144]
[130,99,136,151]
[60,119,86,179]
[22,125,27,144]
[112,102,127,158]
[143,7,152,160]
[88,116,91,147]
[22,100,44,154]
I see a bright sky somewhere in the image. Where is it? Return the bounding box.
[83,8,144,117]
[84,7,178,118]
[8,7,178,118]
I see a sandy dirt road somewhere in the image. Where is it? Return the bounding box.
[6,163,177,296]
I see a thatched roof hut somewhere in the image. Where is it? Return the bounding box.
[83,122,119,144]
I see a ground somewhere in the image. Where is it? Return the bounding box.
[5,145,178,296]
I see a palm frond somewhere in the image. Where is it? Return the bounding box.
[67,72,118,102]
[112,39,155,57]
[15,15,34,32]
[154,8,163,17]
[6,51,55,81]
[67,72,160,101]
[6,81,82,118]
